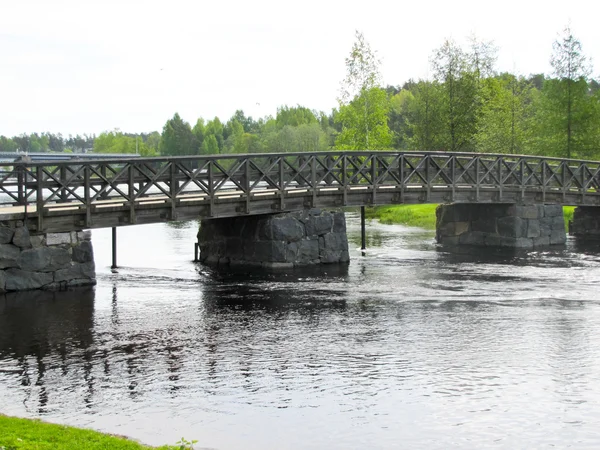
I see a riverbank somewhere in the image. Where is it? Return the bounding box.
[0,415,190,450]
[365,204,575,230]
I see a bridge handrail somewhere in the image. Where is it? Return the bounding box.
[1,150,599,233]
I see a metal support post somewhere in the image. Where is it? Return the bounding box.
[361,206,366,251]
[111,227,117,269]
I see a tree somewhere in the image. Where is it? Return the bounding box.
[404,80,446,150]
[475,74,533,154]
[192,118,206,153]
[431,39,479,152]
[159,113,196,156]
[547,25,593,158]
[202,135,219,155]
[335,30,391,150]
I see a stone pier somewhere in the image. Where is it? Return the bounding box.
[198,209,349,268]
[436,203,566,249]
[570,207,600,239]
[0,223,95,292]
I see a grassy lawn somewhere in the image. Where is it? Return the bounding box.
[365,204,438,230]
[0,415,192,450]
[366,204,576,231]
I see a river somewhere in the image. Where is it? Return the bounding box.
[1,213,600,449]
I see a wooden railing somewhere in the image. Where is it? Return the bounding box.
[1,151,599,232]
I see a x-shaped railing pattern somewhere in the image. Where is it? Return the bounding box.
[1,151,600,229]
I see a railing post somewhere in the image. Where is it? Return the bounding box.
[245,158,250,214]
[311,156,317,207]
[450,156,456,202]
[170,162,178,220]
[59,165,67,202]
[371,155,377,204]
[208,161,214,217]
[426,155,431,202]
[342,154,347,206]
[128,164,136,224]
[399,155,405,203]
[84,165,91,227]
[279,157,285,210]
[497,156,503,202]
[475,157,480,202]
[36,165,43,232]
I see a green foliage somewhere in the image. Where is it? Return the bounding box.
[276,105,318,128]
[335,31,392,150]
[335,87,392,149]
[94,130,157,156]
[160,113,196,156]
[475,74,533,154]
[365,204,438,229]
[0,415,180,449]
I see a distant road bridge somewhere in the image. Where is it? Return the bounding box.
[0,151,599,234]
[0,151,140,164]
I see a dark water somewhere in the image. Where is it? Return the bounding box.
[2,214,600,449]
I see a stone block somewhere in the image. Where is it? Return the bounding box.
[5,269,53,291]
[297,239,319,264]
[455,221,470,235]
[526,220,541,238]
[54,262,95,282]
[485,234,517,248]
[551,215,566,230]
[517,205,539,219]
[459,231,486,246]
[305,212,333,237]
[0,226,14,244]
[77,230,92,241]
[497,216,527,238]
[286,242,298,262]
[18,247,71,272]
[438,236,460,246]
[0,244,21,269]
[545,204,563,217]
[471,217,497,233]
[332,212,347,233]
[515,238,534,249]
[536,205,546,219]
[0,270,5,292]
[550,229,566,245]
[533,236,550,247]
[72,241,94,263]
[437,204,473,224]
[539,217,552,237]
[12,227,32,249]
[272,216,305,242]
[30,235,45,248]
[46,232,71,246]
[70,231,78,244]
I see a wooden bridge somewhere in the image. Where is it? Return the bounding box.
[1,151,600,234]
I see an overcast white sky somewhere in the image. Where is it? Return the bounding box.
[1,0,598,137]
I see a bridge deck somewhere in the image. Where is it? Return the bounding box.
[0,151,599,233]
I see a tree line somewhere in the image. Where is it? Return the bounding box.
[2,25,598,161]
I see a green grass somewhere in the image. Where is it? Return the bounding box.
[563,205,575,231]
[366,204,576,231]
[0,415,191,450]
[365,204,438,229]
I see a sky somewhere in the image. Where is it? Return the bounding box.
[1,0,599,137]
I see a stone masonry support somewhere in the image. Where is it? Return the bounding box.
[571,207,600,239]
[0,222,96,292]
[436,203,566,249]
[198,209,350,268]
